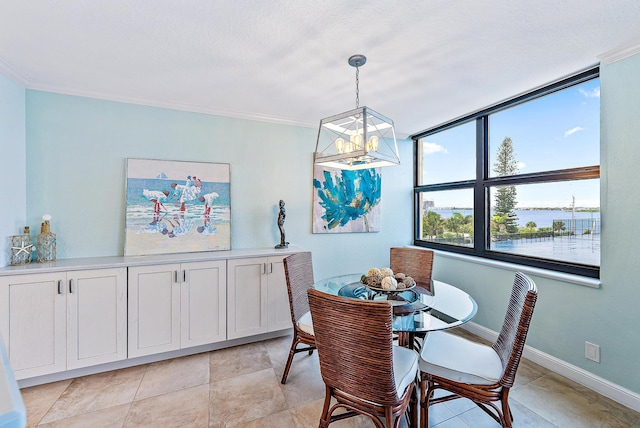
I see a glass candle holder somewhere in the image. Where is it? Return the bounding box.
[37,220,56,263]
[10,228,33,265]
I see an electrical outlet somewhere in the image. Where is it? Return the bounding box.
[585,341,600,363]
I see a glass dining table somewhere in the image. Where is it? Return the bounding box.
[312,273,478,349]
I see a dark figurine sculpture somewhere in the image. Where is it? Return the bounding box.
[275,199,289,249]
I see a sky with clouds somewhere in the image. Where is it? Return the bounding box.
[420,78,600,208]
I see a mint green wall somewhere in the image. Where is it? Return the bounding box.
[0,74,26,267]
[433,52,640,393]
[17,52,640,395]
[24,91,414,279]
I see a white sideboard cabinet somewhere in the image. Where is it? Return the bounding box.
[0,247,299,385]
[227,255,292,340]
[128,260,226,358]
[0,268,127,379]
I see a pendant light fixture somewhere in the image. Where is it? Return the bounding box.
[314,54,400,170]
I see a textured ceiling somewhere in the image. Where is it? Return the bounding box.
[1,1,640,137]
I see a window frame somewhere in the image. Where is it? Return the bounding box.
[411,67,600,278]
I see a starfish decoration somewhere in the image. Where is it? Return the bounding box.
[11,242,34,255]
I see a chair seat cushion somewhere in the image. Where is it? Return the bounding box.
[393,346,419,398]
[297,311,314,336]
[419,331,503,385]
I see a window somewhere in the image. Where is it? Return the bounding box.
[413,68,600,278]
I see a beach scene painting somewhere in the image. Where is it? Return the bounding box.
[124,158,231,256]
[312,165,381,233]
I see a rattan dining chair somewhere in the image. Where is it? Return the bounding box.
[281,252,316,384]
[390,247,434,348]
[390,247,434,293]
[419,272,538,428]
[307,288,419,428]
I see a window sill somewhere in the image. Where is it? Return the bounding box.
[432,249,601,288]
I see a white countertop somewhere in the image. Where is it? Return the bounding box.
[0,246,304,277]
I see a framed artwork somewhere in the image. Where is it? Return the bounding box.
[312,165,381,233]
[124,158,231,256]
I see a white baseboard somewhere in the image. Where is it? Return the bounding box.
[462,322,640,413]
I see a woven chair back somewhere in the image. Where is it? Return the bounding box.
[283,252,315,324]
[307,288,399,406]
[491,272,538,388]
[390,247,434,292]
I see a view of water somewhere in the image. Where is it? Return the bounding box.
[428,209,601,266]
[430,209,600,229]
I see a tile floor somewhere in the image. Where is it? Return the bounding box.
[20,330,640,427]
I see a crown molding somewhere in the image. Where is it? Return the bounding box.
[26,83,320,129]
[0,57,30,85]
[599,40,640,64]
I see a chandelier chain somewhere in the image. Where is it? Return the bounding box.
[355,66,360,109]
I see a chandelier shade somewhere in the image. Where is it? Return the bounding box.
[315,106,400,170]
[314,55,400,170]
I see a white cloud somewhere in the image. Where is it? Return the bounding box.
[517,161,526,170]
[564,126,584,137]
[423,141,448,155]
[579,88,600,98]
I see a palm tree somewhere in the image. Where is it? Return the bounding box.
[553,220,566,234]
[423,211,444,239]
[446,212,465,238]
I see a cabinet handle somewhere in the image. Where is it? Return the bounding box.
[269,263,273,274]
[174,270,178,284]
[69,279,73,293]
[183,270,187,283]
[57,280,62,294]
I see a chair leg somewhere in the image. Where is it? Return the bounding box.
[501,391,513,428]
[419,377,435,428]
[319,386,333,428]
[281,331,299,384]
[410,375,419,428]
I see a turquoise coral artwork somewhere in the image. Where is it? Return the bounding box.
[124,158,231,256]
[312,165,381,233]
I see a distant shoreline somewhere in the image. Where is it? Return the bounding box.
[431,207,600,212]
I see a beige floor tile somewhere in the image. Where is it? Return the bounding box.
[512,359,548,389]
[124,383,209,428]
[511,372,633,427]
[508,398,557,427]
[209,367,287,428]
[38,403,130,428]
[423,402,457,428]
[231,409,297,428]
[264,334,296,367]
[20,379,72,427]
[278,353,325,408]
[135,352,210,400]
[39,365,146,424]
[210,342,273,382]
[17,337,640,428]
[289,396,406,428]
[431,415,471,428]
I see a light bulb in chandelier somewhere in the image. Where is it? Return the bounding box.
[350,134,362,150]
[345,140,354,153]
[368,135,379,152]
[335,138,345,154]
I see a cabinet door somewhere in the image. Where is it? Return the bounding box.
[0,273,66,379]
[67,268,127,370]
[128,264,181,358]
[227,258,268,339]
[267,255,293,332]
[180,260,226,348]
